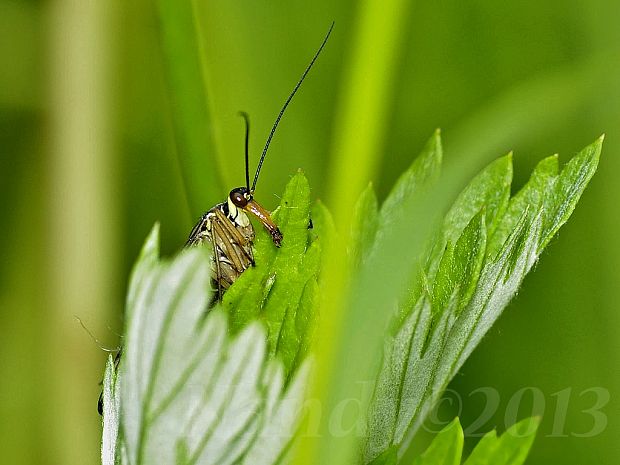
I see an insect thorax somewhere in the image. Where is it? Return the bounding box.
[186,199,255,296]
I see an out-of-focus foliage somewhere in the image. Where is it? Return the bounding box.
[367,417,539,465]
[1,0,618,464]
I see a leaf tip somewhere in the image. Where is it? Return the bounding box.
[591,134,605,160]
[361,181,377,198]
[431,128,443,148]
[291,169,310,185]
[141,222,161,259]
[507,415,541,438]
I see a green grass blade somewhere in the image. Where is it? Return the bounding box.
[155,0,223,213]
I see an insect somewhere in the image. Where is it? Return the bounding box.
[185,22,333,303]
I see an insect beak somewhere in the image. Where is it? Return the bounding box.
[243,199,283,247]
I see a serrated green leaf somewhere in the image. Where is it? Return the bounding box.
[107,225,310,465]
[221,171,321,377]
[421,154,512,311]
[276,240,321,375]
[311,129,446,465]
[411,418,463,465]
[364,193,539,465]
[402,416,539,465]
[223,172,311,326]
[487,155,558,258]
[364,137,600,464]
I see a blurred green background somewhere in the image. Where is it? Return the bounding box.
[0,0,618,464]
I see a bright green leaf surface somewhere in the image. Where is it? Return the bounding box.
[432,211,487,318]
[221,171,321,378]
[462,431,498,465]
[442,154,512,246]
[539,136,603,249]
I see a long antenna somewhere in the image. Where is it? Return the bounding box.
[239,111,251,190]
[251,21,334,193]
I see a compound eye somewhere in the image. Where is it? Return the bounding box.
[230,190,248,207]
